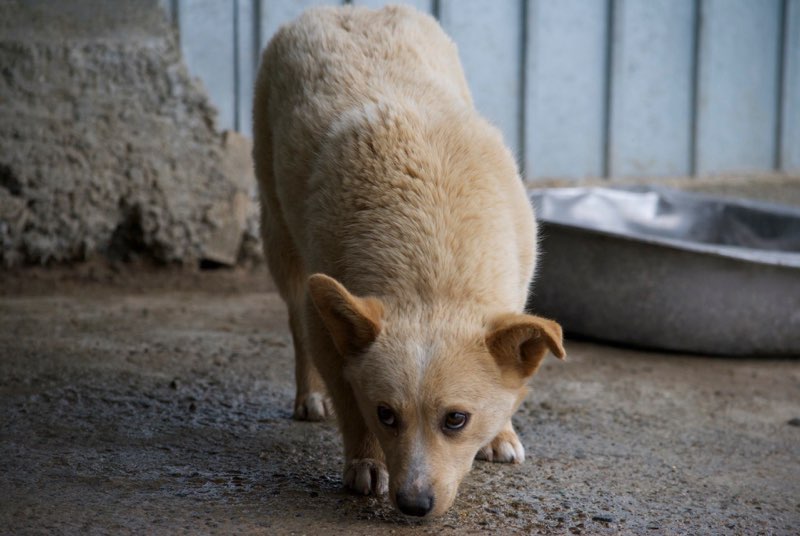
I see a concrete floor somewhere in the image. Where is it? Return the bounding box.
[1,267,798,534]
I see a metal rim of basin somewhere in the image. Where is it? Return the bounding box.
[527,186,800,357]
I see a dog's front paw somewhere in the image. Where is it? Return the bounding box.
[476,427,525,464]
[344,458,389,496]
[293,392,334,421]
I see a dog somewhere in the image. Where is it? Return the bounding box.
[253,4,565,518]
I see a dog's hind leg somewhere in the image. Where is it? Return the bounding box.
[260,199,332,421]
[261,207,333,420]
[255,114,332,421]
[288,301,333,420]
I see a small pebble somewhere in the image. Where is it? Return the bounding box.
[592,515,613,523]
[787,417,800,427]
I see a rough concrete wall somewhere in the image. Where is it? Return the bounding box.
[0,0,260,266]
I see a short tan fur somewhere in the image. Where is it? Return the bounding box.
[253,4,565,517]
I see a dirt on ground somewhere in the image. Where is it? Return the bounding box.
[1,266,798,535]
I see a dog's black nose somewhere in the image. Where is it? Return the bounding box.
[396,491,434,517]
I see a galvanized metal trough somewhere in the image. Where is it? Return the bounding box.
[527,186,800,357]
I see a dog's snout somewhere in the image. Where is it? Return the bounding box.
[396,490,434,517]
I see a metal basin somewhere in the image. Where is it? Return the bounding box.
[527,186,800,356]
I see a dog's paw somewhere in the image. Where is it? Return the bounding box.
[293,392,334,421]
[344,458,389,496]
[476,428,525,464]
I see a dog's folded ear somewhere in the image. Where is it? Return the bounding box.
[485,313,565,383]
[308,274,384,356]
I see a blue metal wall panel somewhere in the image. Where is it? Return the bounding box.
[258,0,340,50]
[169,0,795,180]
[782,0,800,172]
[525,0,609,180]
[236,0,256,136]
[609,0,695,178]
[178,0,237,131]
[439,0,524,162]
[695,0,783,175]
[352,0,434,14]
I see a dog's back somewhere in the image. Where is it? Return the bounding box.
[254,4,536,312]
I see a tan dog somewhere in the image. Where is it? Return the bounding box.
[253,5,565,518]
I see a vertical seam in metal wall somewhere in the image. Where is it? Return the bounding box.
[688,0,702,177]
[233,0,241,132]
[775,0,788,170]
[519,0,528,176]
[170,0,179,29]
[254,0,262,64]
[601,0,615,178]
[171,0,180,35]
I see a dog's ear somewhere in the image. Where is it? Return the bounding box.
[307,274,384,357]
[485,313,565,383]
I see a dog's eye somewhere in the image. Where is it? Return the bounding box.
[377,405,397,427]
[443,412,469,431]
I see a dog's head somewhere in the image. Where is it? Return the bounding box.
[309,274,565,517]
